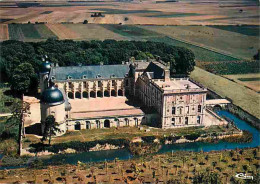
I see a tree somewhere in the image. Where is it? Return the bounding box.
[193,172,221,184]
[41,115,61,145]
[6,99,30,155]
[253,49,260,60]
[175,48,195,75]
[10,63,35,96]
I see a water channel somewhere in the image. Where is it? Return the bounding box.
[0,110,259,169]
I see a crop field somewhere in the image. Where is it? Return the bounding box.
[148,36,238,62]
[102,24,160,38]
[0,0,258,25]
[45,24,80,40]
[208,25,260,36]
[139,25,259,60]
[190,67,260,119]
[223,73,260,93]
[0,24,9,41]
[7,24,57,41]
[64,24,126,41]
[197,60,260,75]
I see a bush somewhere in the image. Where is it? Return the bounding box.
[30,139,129,153]
[184,133,201,141]
[141,136,156,143]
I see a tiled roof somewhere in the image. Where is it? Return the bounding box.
[50,65,129,81]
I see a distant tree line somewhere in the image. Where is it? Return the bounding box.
[0,39,195,94]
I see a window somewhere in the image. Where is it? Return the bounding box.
[186,106,189,114]
[172,118,175,126]
[185,117,188,125]
[83,82,87,88]
[125,79,129,87]
[69,82,73,88]
[197,116,201,124]
[179,107,183,115]
[112,80,116,87]
[98,81,102,87]
[172,107,176,114]
[198,105,202,113]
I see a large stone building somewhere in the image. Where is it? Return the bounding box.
[40,57,207,134]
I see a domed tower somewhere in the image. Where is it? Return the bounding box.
[39,60,51,94]
[40,81,67,136]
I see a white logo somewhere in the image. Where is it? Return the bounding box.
[235,173,253,180]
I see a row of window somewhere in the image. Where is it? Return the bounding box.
[67,80,129,89]
[171,116,201,125]
[172,105,202,115]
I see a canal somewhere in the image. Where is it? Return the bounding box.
[0,110,259,168]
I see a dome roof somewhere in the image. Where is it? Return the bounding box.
[41,86,64,106]
[40,61,51,74]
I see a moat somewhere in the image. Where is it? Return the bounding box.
[0,110,259,170]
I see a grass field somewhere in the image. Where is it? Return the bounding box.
[190,67,260,119]
[223,73,260,93]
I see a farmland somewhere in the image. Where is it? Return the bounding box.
[190,67,260,119]
[7,24,56,41]
[0,24,9,41]
[139,25,259,60]
[197,60,260,75]
[2,23,259,75]
[64,24,126,41]
[0,147,259,183]
[223,73,260,93]
[0,0,259,25]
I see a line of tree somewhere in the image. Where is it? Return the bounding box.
[0,39,195,95]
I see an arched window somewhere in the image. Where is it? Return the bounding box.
[104,120,110,128]
[68,92,74,99]
[111,90,116,97]
[75,122,81,130]
[75,92,81,99]
[97,91,103,97]
[118,89,123,96]
[83,91,88,98]
[90,91,96,98]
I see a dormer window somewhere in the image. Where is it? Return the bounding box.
[96,74,101,78]
[110,74,116,78]
[51,76,55,80]
[67,75,72,80]
[124,73,129,77]
[82,75,87,79]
